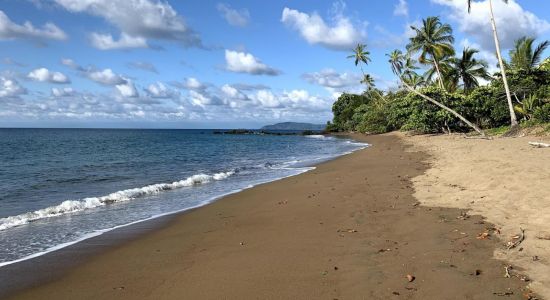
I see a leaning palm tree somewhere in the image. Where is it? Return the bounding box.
[407,16,455,91]
[404,73,427,90]
[509,36,550,71]
[467,0,518,130]
[360,74,376,90]
[347,43,371,74]
[387,49,485,136]
[450,47,491,94]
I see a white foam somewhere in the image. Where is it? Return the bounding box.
[0,171,234,232]
[305,135,329,139]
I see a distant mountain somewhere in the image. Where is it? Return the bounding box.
[260,122,325,131]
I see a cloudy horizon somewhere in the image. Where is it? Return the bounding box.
[1,0,549,128]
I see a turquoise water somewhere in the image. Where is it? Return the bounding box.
[0,129,367,265]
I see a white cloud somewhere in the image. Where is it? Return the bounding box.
[281,6,367,50]
[0,76,26,98]
[90,32,148,50]
[253,90,281,108]
[183,77,205,90]
[145,82,178,99]
[431,0,550,50]
[394,0,408,17]
[217,3,250,27]
[87,68,127,85]
[189,90,223,106]
[53,0,202,49]
[115,79,138,98]
[28,68,71,84]
[221,84,248,101]
[225,50,280,76]
[302,69,361,88]
[0,10,67,41]
[51,87,76,97]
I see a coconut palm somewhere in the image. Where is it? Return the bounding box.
[360,74,376,90]
[467,0,518,130]
[509,37,550,71]
[388,49,485,136]
[450,47,491,93]
[347,43,371,74]
[407,16,455,91]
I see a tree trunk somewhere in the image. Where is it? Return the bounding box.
[432,56,446,91]
[489,0,519,129]
[399,76,485,136]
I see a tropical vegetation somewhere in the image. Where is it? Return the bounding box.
[327,10,549,136]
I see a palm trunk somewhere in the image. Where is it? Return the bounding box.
[432,57,446,91]
[398,71,485,136]
[489,0,519,128]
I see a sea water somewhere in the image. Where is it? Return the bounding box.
[0,129,368,266]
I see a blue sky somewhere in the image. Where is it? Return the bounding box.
[1,0,549,128]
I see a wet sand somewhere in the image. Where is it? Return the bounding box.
[2,134,533,299]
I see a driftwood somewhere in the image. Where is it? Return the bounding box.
[507,228,525,250]
[529,142,550,148]
[504,265,512,278]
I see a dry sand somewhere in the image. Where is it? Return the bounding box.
[2,134,535,299]
[405,132,550,298]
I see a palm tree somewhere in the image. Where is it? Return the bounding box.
[467,0,518,130]
[404,73,427,90]
[347,43,371,74]
[450,47,491,93]
[509,37,550,71]
[388,49,485,136]
[407,16,455,91]
[360,74,375,90]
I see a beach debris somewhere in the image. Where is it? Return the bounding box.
[378,248,392,253]
[406,274,415,282]
[493,291,513,296]
[334,266,339,270]
[506,228,525,250]
[476,231,491,240]
[113,286,125,290]
[535,231,550,240]
[412,201,421,207]
[457,211,470,220]
[504,265,512,278]
[321,271,328,276]
[337,229,358,233]
[528,142,550,148]
[474,269,482,276]
[532,256,539,261]
[392,291,400,296]
[239,241,245,246]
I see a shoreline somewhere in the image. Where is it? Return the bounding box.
[0,135,368,269]
[2,133,535,299]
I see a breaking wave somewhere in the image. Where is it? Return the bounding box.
[0,171,234,231]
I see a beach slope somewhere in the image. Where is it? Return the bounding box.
[5,134,531,299]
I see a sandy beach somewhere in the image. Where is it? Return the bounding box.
[2,134,540,299]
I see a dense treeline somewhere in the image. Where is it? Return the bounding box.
[327,13,550,135]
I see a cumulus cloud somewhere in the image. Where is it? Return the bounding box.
[217,3,250,27]
[87,68,127,85]
[53,0,202,49]
[90,32,148,50]
[225,50,280,76]
[394,0,408,17]
[302,69,361,88]
[281,6,367,50]
[0,76,26,98]
[431,0,550,50]
[28,68,71,84]
[51,87,77,97]
[145,82,179,99]
[115,79,138,98]
[127,61,158,74]
[0,10,67,41]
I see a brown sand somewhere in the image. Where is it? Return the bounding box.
[4,134,532,299]
[406,132,550,298]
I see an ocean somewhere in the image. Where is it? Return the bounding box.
[0,129,367,266]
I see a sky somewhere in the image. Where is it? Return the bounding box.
[0,0,549,128]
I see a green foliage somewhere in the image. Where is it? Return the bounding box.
[533,103,550,123]
[462,86,509,128]
[330,93,371,131]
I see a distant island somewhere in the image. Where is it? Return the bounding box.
[260,122,325,131]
